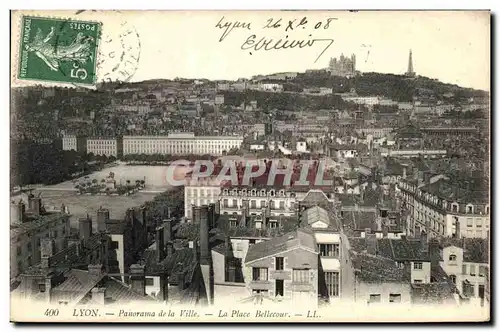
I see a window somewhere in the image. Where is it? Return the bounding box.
[414,279,423,284]
[369,294,381,303]
[279,201,285,210]
[462,281,475,297]
[252,267,268,281]
[223,199,229,207]
[479,265,486,277]
[232,199,237,207]
[275,257,284,271]
[470,265,476,276]
[462,264,467,275]
[467,218,473,227]
[229,219,238,228]
[467,205,473,214]
[235,243,243,251]
[260,200,266,208]
[145,277,154,286]
[275,279,284,297]
[449,254,457,264]
[318,244,340,257]
[324,272,339,297]
[269,221,278,229]
[17,246,21,256]
[450,275,457,284]
[389,294,401,303]
[413,262,423,270]
[270,200,275,209]
[250,200,256,209]
[293,269,309,284]
[39,284,46,293]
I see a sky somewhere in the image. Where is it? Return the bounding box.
[11,10,491,90]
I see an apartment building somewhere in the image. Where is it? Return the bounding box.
[123,133,243,156]
[439,238,488,306]
[10,196,70,283]
[184,176,222,219]
[219,187,298,218]
[61,134,87,153]
[398,177,489,239]
[243,228,319,305]
[86,137,123,157]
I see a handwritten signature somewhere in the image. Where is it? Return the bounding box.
[241,34,334,63]
[215,16,336,63]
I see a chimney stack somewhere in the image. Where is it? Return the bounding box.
[420,230,428,251]
[40,238,55,269]
[28,195,42,216]
[158,272,169,302]
[164,220,174,257]
[155,225,165,262]
[129,264,146,296]
[208,203,216,229]
[193,205,201,224]
[176,270,186,290]
[97,207,110,232]
[366,233,377,255]
[78,215,93,240]
[428,239,441,264]
[199,205,210,265]
[91,287,106,305]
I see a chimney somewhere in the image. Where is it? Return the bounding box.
[135,206,146,226]
[176,269,186,290]
[18,201,26,223]
[88,264,103,277]
[214,200,220,215]
[125,208,135,224]
[193,206,201,224]
[208,203,216,229]
[91,287,106,305]
[40,238,55,269]
[129,264,146,296]
[155,225,165,262]
[366,233,377,255]
[428,239,441,264]
[158,273,169,302]
[420,230,428,251]
[78,215,92,240]
[164,220,175,257]
[97,207,110,232]
[199,205,210,265]
[224,235,232,256]
[28,195,42,216]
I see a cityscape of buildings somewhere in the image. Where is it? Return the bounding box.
[10,50,490,314]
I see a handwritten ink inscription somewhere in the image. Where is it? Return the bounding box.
[215,16,336,63]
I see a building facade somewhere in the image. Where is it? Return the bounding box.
[123,133,243,156]
[86,137,122,157]
[398,179,490,239]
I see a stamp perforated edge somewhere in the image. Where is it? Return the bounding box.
[11,11,103,90]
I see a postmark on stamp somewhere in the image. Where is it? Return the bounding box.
[18,16,101,85]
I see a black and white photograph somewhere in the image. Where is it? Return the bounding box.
[8,9,491,323]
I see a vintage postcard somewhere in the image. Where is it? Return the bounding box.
[9,10,490,323]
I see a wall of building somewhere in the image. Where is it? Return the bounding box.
[212,250,226,284]
[110,234,125,283]
[410,261,431,284]
[244,247,318,304]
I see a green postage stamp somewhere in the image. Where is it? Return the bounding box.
[18,16,101,85]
